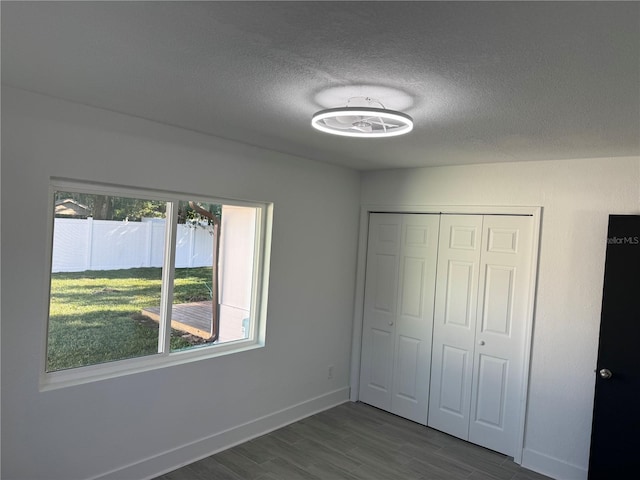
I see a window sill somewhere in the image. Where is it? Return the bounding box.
[39,339,264,391]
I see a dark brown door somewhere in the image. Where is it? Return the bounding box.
[588,215,640,478]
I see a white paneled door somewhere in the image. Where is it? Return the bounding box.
[428,214,534,457]
[427,215,484,439]
[359,213,439,425]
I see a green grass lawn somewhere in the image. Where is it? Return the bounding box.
[47,267,213,372]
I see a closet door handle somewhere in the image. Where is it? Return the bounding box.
[388,321,394,326]
[478,340,485,346]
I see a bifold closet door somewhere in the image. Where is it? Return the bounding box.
[428,214,534,457]
[359,213,439,425]
[428,215,483,439]
[468,215,533,454]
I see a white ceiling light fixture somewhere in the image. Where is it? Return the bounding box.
[311,97,413,138]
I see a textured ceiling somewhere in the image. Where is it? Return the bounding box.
[2,1,639,170]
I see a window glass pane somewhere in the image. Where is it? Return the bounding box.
[47,192,177,371]
[46,187,266,377]
[169,201,256,351]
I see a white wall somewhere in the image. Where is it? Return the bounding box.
[0,88,360,480]
[360,157,640,479]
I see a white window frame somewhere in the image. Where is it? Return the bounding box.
[40,178,272,391]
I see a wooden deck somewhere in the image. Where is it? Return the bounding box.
[142,301,248,342]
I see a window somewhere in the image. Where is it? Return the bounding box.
[44,180,270,386]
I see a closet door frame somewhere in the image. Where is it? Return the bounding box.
[349,205,541,465]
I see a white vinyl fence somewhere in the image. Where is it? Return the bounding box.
[52,205,256,317]
[51,218,214,272]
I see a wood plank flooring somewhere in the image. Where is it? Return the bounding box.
[155,402,552,480]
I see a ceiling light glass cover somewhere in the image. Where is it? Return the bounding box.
[311,97,413,138]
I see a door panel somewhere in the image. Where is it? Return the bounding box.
[429,214,534,457]
[474,354,508,428]
[391,214,439,424]
[487,227,519,254]
[373,254,397,312]
[400,257,426,317]
[450,225,479,250]
[395,335,420,401]
[439,345,469,417]
[481,266,514,335]
[429,215,483,438]
[368,328,394,391]
[588,215,640,478]
[469,215,534,455]
[359,214,401,410]
[444,261,476,328]
[360,213,439,425]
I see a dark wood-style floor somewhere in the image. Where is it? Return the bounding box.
[155,402,552,480]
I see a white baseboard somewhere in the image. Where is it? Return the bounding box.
[521,448,588,480]
[91,387,350,480]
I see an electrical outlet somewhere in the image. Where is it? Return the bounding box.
[327,365,334,380]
